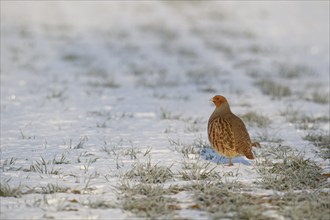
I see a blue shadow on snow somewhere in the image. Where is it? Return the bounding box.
[201,147,252,166]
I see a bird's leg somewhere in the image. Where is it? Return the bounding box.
[228,158,233,166]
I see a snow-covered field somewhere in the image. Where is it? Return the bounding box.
[1,1,329,219]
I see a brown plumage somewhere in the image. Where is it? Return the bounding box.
[208,95,259,166]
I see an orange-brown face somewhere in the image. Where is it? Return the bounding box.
[210,95,228,107]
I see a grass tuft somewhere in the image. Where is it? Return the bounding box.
[124,159,173,184]
[88,78,120,89]
[73,136,88,149]
[38,183,69,194]
[83,199,116,209]
[28,157,62,175]
[186,66,221,85]
[160,108,184,121]
[255,129,283,143]
[308,91,329,104]
[191,182,267,219]
[255,145,326,190]
[0,183,23,197]
[52,153,71,164]
[117,181,179,218]
[1,157,22,171]
[304,131,330,159]
[180,161,220,181]
[117,181,169,197]
[280,106,329,130]
[255,79,292,99]
[240,111,272,128]
[122,194,179,218]
[276,63,312,79]
[278,191,330,220]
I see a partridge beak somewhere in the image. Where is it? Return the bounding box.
[209,98,215,106]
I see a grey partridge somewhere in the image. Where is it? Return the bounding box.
[208,95,258,166]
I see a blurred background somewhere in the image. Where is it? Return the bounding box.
[1,2,329,219]
[1,1,329,140]
[2,0,329,142]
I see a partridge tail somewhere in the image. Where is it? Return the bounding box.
[252,142,261,148]
[245,150,255,160]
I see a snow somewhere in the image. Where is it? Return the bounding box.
[1,1,329,219]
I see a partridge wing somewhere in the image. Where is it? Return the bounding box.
[230,115,252,155]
